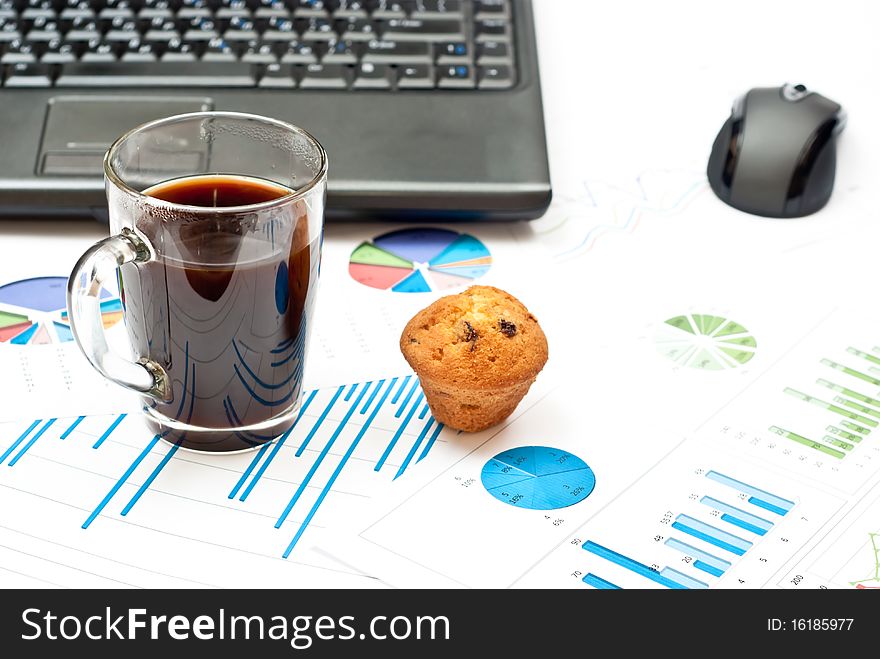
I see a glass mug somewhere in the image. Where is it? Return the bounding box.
[67,112,327,453]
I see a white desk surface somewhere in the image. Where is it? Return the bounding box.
[1,0,879,590]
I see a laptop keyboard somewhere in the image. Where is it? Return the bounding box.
[0,0,516,89]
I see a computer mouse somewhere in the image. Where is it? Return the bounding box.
[707,84,845,218]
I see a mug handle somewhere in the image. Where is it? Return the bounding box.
[66,228,171,402]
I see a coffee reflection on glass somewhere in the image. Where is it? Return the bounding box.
[67,113,327,453]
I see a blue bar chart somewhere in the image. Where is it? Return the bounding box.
[562,442,839,590]
[582,541,689,589]
[670,513,752,556]
[704,471,794,515]
[581,468,785,589]
[581,573,621,590]
[664,538,730,577]
[700,497,772,535]
[0,373,451,588]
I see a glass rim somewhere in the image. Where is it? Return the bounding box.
[103,111,328,215]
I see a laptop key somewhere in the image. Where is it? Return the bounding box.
[0,17,22,42]
[379,18,463,41]
[160,37,198,60]
[410,0,463,19]
[202,36,236,61]
[254,5,290,19]
[476,39,509,64]
[337,17,377,41]
[23,16,60,39]
[177,8,213,20]
[257,15,296,40]
[56,61,258,86]
[352,60,390,88]
[80,40,121,61]
[294,1,330,19]
[330,0,368,20]
[322,37,358,63]
[368,1,406,20]
[60,8,96,20]
[279,39,318,63]
[138,7,174,19]
[258,61,295,87]
[436,62,472,88]
[299,61,349,88]
[143,25,182,42]
[1,39,36,63]
[396,62,432,89]
[3,61,52,86]
[362,38,430,64]
[435,40,467,63]
[24,29,62,42]
[21,8,58,21]
[477,63,511,89]
[253,0,287,12]
[240,39,277,62]
[120,39,159,60]
[104,21,141,41]
[475,18,510,42]
[216,7,252,20]
[41,38,77,62]
[182,16,220,39]
[220,14,256,31]
[297,17,337,41]
[474,0,510,20]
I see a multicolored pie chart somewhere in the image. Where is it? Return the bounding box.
[0,276,122,345]
[349,228,492,293]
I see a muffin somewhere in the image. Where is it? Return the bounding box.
[400,286,548,432]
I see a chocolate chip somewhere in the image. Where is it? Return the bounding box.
[498,319,517,337]
[463,321,479,351]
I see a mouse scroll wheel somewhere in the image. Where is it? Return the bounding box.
[782,83,809,101]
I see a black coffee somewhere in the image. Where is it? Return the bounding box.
[118,174,319,451]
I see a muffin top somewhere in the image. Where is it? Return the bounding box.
[400,285,548,389]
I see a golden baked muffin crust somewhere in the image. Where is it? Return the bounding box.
[400,286,548,432]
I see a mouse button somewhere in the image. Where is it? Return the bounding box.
[730,93,747,120]
[728,88,808,216]
[785,118,839,216]
[833,109,848,135]
[781,83,810,101]
[707,116,738,199]
[799,139,836,215]
[805,94,844,129]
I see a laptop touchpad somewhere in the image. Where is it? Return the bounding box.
[38,96,213,176]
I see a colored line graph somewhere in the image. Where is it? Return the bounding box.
[532,170,708,262]
[849,533,880,589]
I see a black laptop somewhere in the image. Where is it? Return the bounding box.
[0,0,550,221]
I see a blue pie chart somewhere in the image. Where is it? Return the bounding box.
[481,446,596,510]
